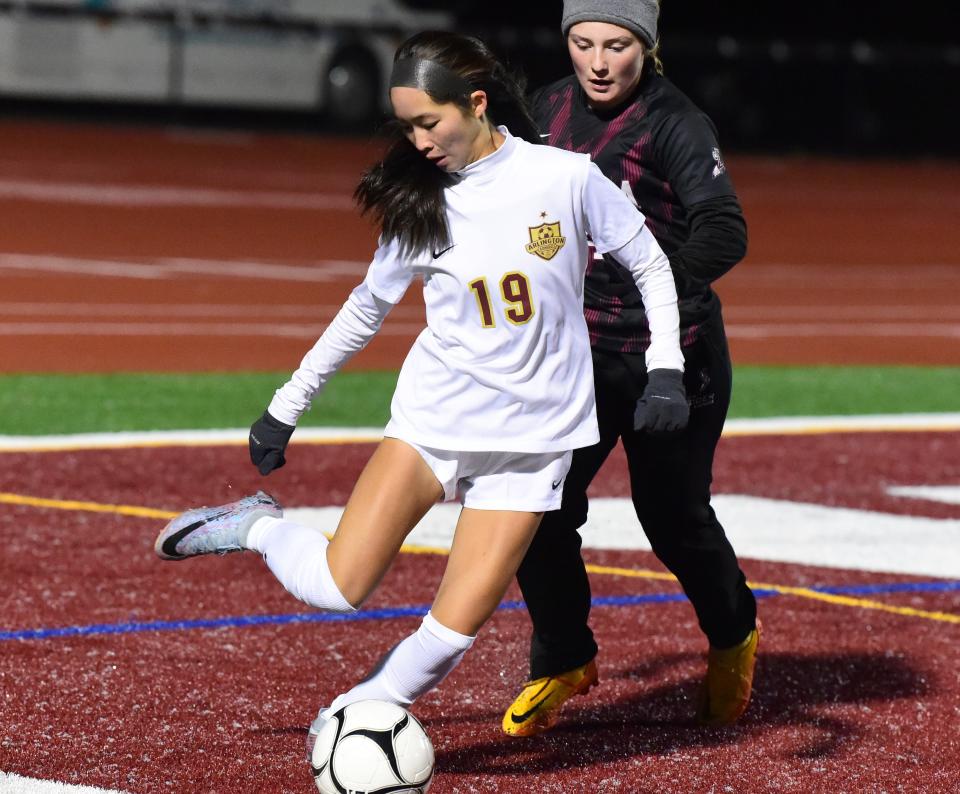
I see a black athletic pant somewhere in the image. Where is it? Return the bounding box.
[517,319,757,679]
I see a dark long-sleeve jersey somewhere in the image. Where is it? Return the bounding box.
[531,70,747,352]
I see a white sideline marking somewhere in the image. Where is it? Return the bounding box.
[0,178,353,210]
[0,772,129,793]
[287,495,960,579]
[726,323,960,339]
[720,413,960,436]
[0,427,386,452]
[1,414,959,452]
[887,485,960,506]
[725,305,960,321]
[728,262,960,285]
[4,319,958,341]
[0,253,367,282]
[0,302,424,320]
[0,321,425,338]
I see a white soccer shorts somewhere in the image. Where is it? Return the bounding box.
[396,439,573,512]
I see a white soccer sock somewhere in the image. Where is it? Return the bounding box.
[245,517,355,613]
[322,612,475,717]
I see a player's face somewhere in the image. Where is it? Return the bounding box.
[391,86,494,172]
[567,21,645,110]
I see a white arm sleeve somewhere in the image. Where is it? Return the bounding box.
[608,228,684,372]
[267,282,395,425]
[582,162,683,373]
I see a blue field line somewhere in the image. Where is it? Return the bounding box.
[815,581,960,596]
[1,580,956,643]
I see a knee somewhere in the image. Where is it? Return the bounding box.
[637,501,719,549]
[295,551,360,614]
[325,570,364,613]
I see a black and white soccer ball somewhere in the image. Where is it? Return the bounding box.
[310,700,434,794]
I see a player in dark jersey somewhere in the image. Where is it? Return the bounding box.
[502,0,760,737]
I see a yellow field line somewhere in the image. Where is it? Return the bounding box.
[748,579,960,624]
[585,563,676,582]
[583,563,959,624]
[0,491,178,519]
[4,491,957,624]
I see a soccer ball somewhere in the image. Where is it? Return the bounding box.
[310,700,434,794]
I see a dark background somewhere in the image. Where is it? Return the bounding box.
[448,0,956,158]
[3,1,956,158]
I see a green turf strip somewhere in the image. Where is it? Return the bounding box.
[1,367,958,435]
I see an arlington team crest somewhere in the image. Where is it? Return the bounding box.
[525,214,566,261]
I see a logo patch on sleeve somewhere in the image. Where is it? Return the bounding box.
[712,147,726,178]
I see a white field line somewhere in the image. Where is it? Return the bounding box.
[0,178,354,210]
[0,253,368,282]
[5,321,957,340]
[723,305,960,321]
[886,485,960,506]
[726,323,960,339]
[0,302,425,320]
[287,495,960,579]
[735,176,960,208]
[1,302,956,322]
[1,414,958,452]
[0,321,426,337]
[3,253,959,285]
[721,413,960,435]
[0,427,387,452]
[725,264,960,288]
[0,772,128,794]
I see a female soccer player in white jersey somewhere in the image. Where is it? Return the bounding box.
[154,30,687,751]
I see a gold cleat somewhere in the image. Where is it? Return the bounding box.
[502,659,599,737]
[696,622,761,726]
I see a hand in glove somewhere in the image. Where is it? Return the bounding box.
[634,368,690,433]
[249,411,295,475]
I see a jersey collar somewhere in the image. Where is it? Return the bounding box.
[454,126,516,186]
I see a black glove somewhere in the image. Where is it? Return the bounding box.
[634,369,690,433]
[249,411,295,475]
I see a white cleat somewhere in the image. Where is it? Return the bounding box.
[154,491,282,560]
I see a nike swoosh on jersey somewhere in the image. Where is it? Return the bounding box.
[432,244,455,259]
[551,478,564,490]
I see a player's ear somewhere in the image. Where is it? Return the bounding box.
[469,90,488,120]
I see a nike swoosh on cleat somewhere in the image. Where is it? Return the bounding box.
[510,695,551,724]
[160,510,231,558]
[509,679,551,723]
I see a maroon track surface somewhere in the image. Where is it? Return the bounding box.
[1,120,959,371]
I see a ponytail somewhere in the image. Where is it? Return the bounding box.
[354,125,457,259]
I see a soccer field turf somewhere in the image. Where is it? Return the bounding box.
[2,366,959,435]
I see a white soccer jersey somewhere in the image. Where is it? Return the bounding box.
[270,128,681,453]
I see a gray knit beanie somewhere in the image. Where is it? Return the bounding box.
[561,0,659,48]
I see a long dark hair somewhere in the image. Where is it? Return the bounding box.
[355,31,539,258]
